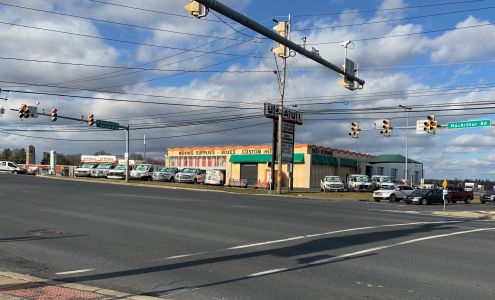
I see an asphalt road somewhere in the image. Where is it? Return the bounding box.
[1,173,494,300]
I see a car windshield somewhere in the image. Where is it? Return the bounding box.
[135,165,151,171]
[380,185,395,190]
[80,163,95,168]
[325,176,341,182]
[376,177,392,182]
[96,163,112,169]
[355,176,369,182]
[113,165,126,170]
[182,168,198,173]
[411,189,430,196]
[159,167,174,172]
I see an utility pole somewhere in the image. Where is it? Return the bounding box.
[399,105,412,184]
[125,125,130,183]
[276,15,290,194]
[143,134,146,162]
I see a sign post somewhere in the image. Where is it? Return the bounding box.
[442,179,448,212]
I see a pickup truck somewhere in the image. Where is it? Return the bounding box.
[446,187,474,204]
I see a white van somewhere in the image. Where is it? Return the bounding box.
[205,169,225,185]
[0,161,27,174]
[347,174,373,191]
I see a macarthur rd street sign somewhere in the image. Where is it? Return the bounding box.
[447,120,491,129]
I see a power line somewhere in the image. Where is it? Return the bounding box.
[0,56,272,74]
[292,0,490,17]
[0,2,261,42]
[293,5,495,31]
[0,21,260,57]
[308,22,495,45]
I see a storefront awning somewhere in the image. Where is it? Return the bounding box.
[230,153,304,163]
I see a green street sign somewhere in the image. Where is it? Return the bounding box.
[447,120,491,129]
[96,120,120,130]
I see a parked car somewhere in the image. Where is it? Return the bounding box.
[480,190,495,204]
[373,185,415,202]
[152,167,179,182]
[130,164,155,180]
[347,174,373,191]
[0,161,27,174]
[446,187,473,204]
[371,175,395,190]
[204,169,225,185]
[107,164,130,180]
[75,163,97,177]
[90,163,115,178]
[320,176,346,192]
[405,188,444,205]
[175,168,206,184]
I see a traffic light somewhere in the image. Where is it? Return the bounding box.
[18,104,29,119]
[380,119,392,136]
[50,108,57,122]
[272,21,288,58]
[88,113,95,126]
[339,58,356,90]
[184,1,207,18]
[349,121,360,138]
[424,115,436,134]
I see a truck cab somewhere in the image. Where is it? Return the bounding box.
[320,176,345,192]
[347,174,373,191]
[371,175,395,190]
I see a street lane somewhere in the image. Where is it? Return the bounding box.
[1,174,494,299]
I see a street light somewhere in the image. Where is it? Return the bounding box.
[399,105,412,184]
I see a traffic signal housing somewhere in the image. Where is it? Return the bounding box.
[88,113,95,126]
[349,121,360,138]
[380,119,392,136]
[184,1,207,18]
[50,108,58,122]
[424,115,436,134]
[18,104,29,119]
[339,58,357,91]
[272,21,288,58]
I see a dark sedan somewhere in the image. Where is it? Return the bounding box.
[480,191,495,204]
[405,188,444,205]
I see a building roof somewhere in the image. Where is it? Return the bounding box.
[365,154,421,164]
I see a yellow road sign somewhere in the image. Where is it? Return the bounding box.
[442,179,447,189]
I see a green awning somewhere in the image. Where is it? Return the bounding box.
[311,154,338,166]
[229,153,304,163]
[311,154,358,167]
[340,157,359,167]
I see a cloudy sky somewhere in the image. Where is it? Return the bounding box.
[0,0,495,180]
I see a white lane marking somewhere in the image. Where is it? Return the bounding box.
[103,193,197,201]
[247,268,288,277]
[369,209,420,214]
[152,220,459,261]
[55,268,94,275]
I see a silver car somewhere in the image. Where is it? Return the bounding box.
[152,167,179,182]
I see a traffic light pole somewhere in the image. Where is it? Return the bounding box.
[277,54,287,194]
[193,0,365,86]
[124,125,130,183]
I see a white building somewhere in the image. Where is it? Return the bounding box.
[364,154,423,185]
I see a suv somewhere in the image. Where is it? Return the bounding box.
[446,187,474,204]
[480,190,495,204]
[347,174,373,191]
[0,161,26,174]
[75,163,97,177]
[130,164,154,180]
[320,176,345,192]
[175,168,206,184]
[373,185,415,202]
[371,175,395,190]
[152,167,179,182]
[107,164,130,180]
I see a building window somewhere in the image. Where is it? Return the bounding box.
[414,171,419,184]
[377,167,384,175]
[391,168,397,180]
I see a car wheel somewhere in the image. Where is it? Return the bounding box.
[464,198,471,204]
[389,195,396,202]
[321,188,324,192]
[12,170,17,175]
[170,177,175,183]
[481,200,486,204]
[452,200,457,204]
[421,198,428,205]
[375,199,381,202]
[193,178,197,184]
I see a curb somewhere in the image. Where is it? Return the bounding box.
[0,271,165,300]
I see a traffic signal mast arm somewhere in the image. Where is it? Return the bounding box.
[191,0,365,86]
